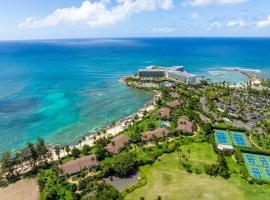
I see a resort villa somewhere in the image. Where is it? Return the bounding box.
[137,65,197,84]
[158,107,171,119]
[141,128,170,141]
[106,134,130,155]
[59,154,98,176]
[176,117,194,134]
[168,99,181,108]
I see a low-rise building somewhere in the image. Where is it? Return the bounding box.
[141,128,170,141]
[59,154,98,176]
[176,117,193,133]
[168,99,181,108]
[106,135,130,155]
[158,107,171,119]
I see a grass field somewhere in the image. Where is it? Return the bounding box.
[125,143,270,200]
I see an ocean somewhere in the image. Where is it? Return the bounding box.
[0,38,270,153]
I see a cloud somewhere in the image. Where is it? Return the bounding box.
[190,12,199,20]
[256,15,270,28]
[19,0,174,28]
[227,20,246,28]
[184,0,248,7]
[210,21,222,28]
[150,26,175,33]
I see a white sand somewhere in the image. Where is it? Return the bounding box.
[51,92,160,160]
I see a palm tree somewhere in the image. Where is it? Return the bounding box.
[55,145,61,160]
[187,149,191,159]
[112,121,116,135]
[112,141,116,154]
[65,145,71,156]
[27,142,38,168]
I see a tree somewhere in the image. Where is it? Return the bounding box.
[87,183,122,200]
[71,148,80,158]
[82,144,91,156]
[36,137,48,162]
[37,169,76,200]
[27,142,38,167]
[1,151,15,179]
[65,145,71,156]
[110,152,136,177]
[95,147,109,161]
[55,145,61,160]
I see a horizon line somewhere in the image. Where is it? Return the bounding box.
[1,36,270,42]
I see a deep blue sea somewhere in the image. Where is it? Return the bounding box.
[0,38,270,153]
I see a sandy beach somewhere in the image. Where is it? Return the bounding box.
[51,91,161,160]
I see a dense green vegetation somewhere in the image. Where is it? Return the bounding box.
[125,144,270,200]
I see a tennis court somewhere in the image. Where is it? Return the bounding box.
[250,166,263,179]
[265,169,270,179]
[243,153,270,180]
[214,130,232,145]
[231,132,250,147]
[259,156,269,168]
[244,154,257,165]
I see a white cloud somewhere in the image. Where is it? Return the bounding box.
[184,0,248,7]
[256,15,270,28]
[227,20,246,28]
[190,12,199,20]
[150,26,175,33]
[210,21,222,28]
[19,0,174,28]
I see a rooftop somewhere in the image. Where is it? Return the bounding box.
[59,154,98,175]
[106,134,130,155]
[176,117,193,133]
[158,107,171,118]
[141,128,170,141]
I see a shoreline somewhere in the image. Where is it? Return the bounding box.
[51,86,161,160]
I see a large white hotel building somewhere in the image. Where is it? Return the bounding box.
[138,66,197,84]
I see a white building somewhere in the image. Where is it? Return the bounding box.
[137,65,197,84]
[167,71,197,84]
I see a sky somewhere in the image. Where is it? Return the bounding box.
[0,0,270,40]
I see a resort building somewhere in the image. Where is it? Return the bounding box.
[141,128,170,141]
[138,69,165,78]
[106,134,130,155]
[216,144,234,151]
[59,154,98,176]
[167,71,197,84]
[158,107,171,119]
[137,65,197,84]
[170,92,180,98]
[168,99,181,108]
[176,117,193,133]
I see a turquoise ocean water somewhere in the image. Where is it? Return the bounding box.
[0,38,270,153]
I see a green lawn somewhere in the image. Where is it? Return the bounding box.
[125,143,270,200]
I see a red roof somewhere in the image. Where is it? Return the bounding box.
[106,135,130,155]
[176,117,193,133]
[141,128,170,141]
[170,92,180,98]
[159,108,171,118]
[168,100,181,108]
[59,154,98,175]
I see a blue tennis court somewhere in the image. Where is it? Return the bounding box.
[265,169,270,179]
[231,132,250,147]
[245,154,256,165]
[215,131,231,145]
[259,156,269,167]
[251,166,263,179]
